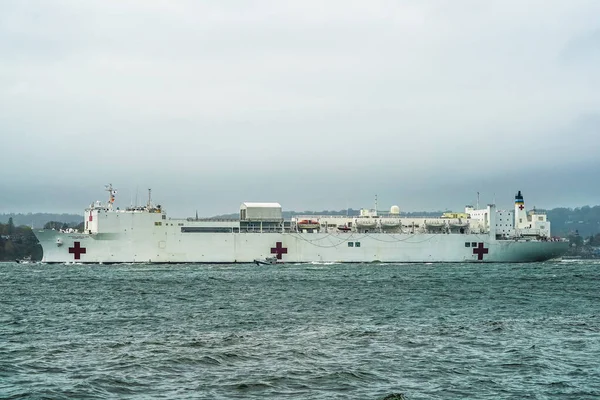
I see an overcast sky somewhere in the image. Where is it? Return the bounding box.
[1,0,599,216]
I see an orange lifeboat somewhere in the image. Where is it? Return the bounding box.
[297,219,320,230]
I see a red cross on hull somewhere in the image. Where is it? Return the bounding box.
[473,242,489,261]
[271,242,288,260]
[69,241,87,260]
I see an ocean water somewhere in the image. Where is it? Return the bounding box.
[1,261,599,400]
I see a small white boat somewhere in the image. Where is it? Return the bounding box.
[253,256,278,266]
[337,224,351,232]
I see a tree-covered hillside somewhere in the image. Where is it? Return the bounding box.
[0,218,82,261]
[0,218,42,261]
[546,206,600,237]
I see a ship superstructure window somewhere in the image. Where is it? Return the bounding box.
[465,242,471,247]
[162,215,166,220]
[355,242,361,247]
[471,242,477,247]
[348,242,354,247]
[154,222,162,226]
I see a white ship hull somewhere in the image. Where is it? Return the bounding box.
[34,187,568,264]
[35,230,568,264]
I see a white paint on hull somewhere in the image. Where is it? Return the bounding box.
[35,230,569,264]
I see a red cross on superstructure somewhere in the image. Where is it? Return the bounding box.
[472,242,489,261]
[69,241,87,260]
[518,204,524,210]
[271,242,288,260]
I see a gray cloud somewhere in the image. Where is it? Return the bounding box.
[560,29,600,63]
[1,0,599,216]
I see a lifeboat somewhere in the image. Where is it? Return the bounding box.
[425,220,446,229]
[297,219,320,230]
[355,218,377,228]
[380,218,400,228]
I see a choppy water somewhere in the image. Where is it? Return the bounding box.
[1,261,599,399]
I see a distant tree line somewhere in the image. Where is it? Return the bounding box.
[0,213,81,229]
[42,221,85,231]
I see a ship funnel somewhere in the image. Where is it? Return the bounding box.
[515,190,527,229]
[515,190,524,201]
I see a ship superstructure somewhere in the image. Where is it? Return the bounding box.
[34,186,568,263]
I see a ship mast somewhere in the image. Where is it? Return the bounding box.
[105,184,117,209]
